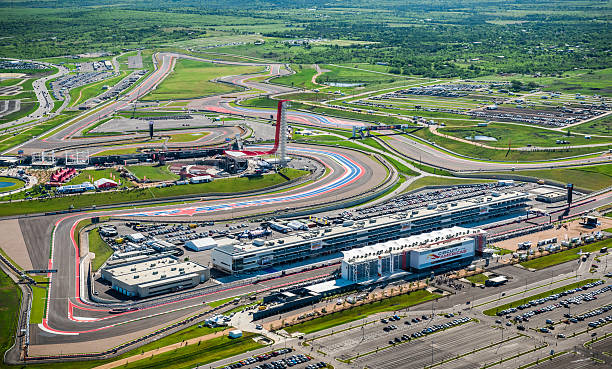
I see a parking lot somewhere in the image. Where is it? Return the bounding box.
[219,348,328,369]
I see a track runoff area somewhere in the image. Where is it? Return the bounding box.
[12,53,612,367]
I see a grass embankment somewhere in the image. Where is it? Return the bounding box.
[127,165,180,181]
[142,59,262,101]
[0,269,21,360]
[483,164,612,192]
[520,238,611,270]
[0,168,308,216]
[17,330,260,369]
[483,279,599,316]
[284,289,440,334]
[0,176,25,193]
[405,176,494,192]
[89,228,114,271]
[465,273,489,285]
[101,333,264,369]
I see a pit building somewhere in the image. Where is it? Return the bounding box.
[212,191,527,274]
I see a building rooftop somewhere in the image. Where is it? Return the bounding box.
[341,227,483,263]
[216,191,525,255]
[105,257,207,286]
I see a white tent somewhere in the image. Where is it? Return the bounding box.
[185,237,217,251]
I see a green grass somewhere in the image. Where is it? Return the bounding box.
[409,128,612,162]
[271,64,319,89]
[284,289,440,334]
[0,169,308,216]
[381,154,419,176]
[16,331,260,369]
[572,114,612,136]
[89,228,114,271]
[482,164,612,192]
[69,71,129,107]
[320,64,404,84]
[127,165,180,181]
[239,96,409,125]
[167,131,210,143]
[0,268,21,361]
[91,147,142,157]
[64,168,125,186]
[438,122,612,148]
[0,112,78,153]
[465,274,489,284]
[30,276,49,324]
[142,59,262,101]
[0,176,25,193]
[483,279,599,316]
[405,176,494,192]
[114,333,264,369]
[542,68,612,96]
[520,238,612,270]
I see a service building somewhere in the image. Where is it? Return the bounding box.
[100,256,210,298]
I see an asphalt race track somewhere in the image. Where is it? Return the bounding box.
[33,143,387,348]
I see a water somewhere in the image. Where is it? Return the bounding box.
[324,82,365,87]
[0,181,14,188]
[465,135,498,142]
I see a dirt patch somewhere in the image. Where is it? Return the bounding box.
[0,219,33,269]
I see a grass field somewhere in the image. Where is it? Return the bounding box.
[142,59,262,101]
[520,238,611,270]
[127,165,180,181]
[572,114,612,136]
[483,279,599,316]
[0,168,307,216]
[89,228,114,271]
[438,122,612,148]
[167,131,210,143]
[482,164,612,191]
[404,176,494,192]
[320,64,404,84]
[465,274,489,284]
[271,64,319,89]
[409,128,611,162]
[0,269,21,361]
[0,176,25,193]
[284,289,440,334]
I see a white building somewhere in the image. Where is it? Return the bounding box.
[341,227,486,282]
